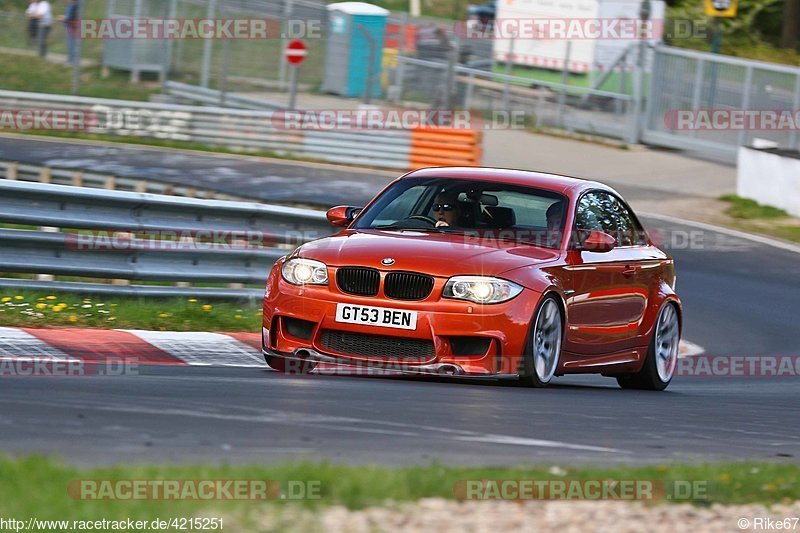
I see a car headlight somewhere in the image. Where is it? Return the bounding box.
[443,276,523,304]
[281,258,328,286]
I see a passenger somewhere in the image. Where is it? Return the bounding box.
[546,202,564,247]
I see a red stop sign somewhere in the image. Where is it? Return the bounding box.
[285,39,308,66]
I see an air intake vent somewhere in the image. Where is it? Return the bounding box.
[384,272,434,300]
[336,267,380,296]
[320,330,435,361]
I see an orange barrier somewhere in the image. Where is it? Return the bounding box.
[384,24,417,52]
[409,127,483,169]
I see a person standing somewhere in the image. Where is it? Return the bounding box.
[25,0,40,47]
[59,0,79,65]
[33,0,53,58]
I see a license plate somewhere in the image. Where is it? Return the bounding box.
[335,303,417,330]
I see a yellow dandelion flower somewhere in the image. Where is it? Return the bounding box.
[14,296,24,300]
[158,313,171,318]
[1,297,11,303]
[46,296,57,300]
[188,299,198,303]
[235,314,243,319]
[68,315,78,322]
[201,304,213,312]
[35,303,47,310]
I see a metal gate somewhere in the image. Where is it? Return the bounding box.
[643,45,800,163]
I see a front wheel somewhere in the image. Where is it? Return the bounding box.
[616,302,680,391]
[521,296,563,388]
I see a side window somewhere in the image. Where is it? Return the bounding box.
[576,192,611,233]
[613,199,646,246]
[576,191,646,247]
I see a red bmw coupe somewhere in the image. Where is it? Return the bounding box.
[262,167,681,390]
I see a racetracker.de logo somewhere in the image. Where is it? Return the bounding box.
[77,18,322,40]
[0,109,93,131]
[454,18,661,40]
[270,109,528,131]
[664,109,800,131]
[67,479,321,500]
[453,479,708,501]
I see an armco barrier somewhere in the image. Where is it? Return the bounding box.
[0,160,244,200]
[0,180,334,299]
[0,89,483,170]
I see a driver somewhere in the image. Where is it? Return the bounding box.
[432,190,461,227]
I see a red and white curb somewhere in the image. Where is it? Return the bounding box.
[0,327,263,367]
[0,327,704,368]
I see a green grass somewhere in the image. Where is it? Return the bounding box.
[0,290,262,331]
[0,457,798,525]
[0,52,160,100]
[720,194,790,219]
[718,195,800,243]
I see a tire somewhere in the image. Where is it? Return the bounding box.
[521,295,563,388]
[264,353,316,374]
[616,302,680,391]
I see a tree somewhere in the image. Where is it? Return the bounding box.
[781,0,800,48]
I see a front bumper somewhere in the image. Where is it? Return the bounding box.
[262,276,538,377]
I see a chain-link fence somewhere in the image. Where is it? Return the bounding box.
[0,4,104,61]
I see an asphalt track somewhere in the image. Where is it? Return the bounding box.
[0,135,799,466]
[0,135,394,206]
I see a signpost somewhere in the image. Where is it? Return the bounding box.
[704,0,738,107]
[285,39,307,110]
[705,0,738,53]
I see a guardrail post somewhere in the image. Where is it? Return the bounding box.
[737,66,754,148]
[465,71,475,110]
[690,58,704,139]
[71,171,84,187]
[105,175,116,190]
[790,73,800,151]
[39,167,51,184]
[135,181,147,193]
[35,227,58,282]
[6,162,17,180]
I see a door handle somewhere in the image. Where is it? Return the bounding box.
[621,266,638,277]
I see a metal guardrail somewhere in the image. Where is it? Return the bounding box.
[0,89,483,170]
[165,82,287,111]
[0,180,334,299]
[0,160,244,200]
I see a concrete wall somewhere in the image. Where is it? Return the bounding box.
[737,147,800,217]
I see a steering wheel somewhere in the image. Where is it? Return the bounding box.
[406,215,437,226]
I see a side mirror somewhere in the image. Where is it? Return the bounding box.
[580,230,617,253]
[326,206,362,227]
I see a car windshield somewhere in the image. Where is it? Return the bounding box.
[353,177,568,249]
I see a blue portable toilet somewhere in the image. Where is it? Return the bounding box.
[322,2,389,98]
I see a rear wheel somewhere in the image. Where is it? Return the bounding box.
[521,296,563,388]
[616,302,679,391]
